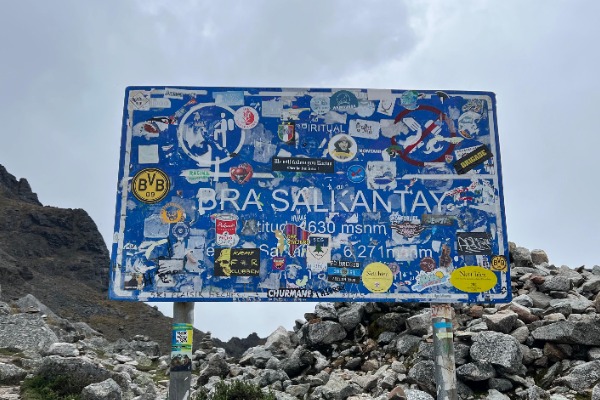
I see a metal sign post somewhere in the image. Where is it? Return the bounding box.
[431,304,457,400]
[169,302,194,400]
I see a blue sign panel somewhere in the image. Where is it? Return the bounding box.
[110,87,510,303]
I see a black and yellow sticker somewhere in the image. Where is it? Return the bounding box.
[490,255,508,272]
[131,168,170,204]
[453,145,492,174]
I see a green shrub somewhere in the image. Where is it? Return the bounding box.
[21,375,81,400]
[194,379,276,400]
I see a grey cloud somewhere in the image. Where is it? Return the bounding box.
[141,0,417,83]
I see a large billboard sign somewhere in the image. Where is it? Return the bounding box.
[110,87,510,303]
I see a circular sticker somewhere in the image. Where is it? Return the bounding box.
[234,106,259,129]
[229,163,254,184]
[172,222,190,239]
[400,90,420,110]
[356,100,376,117]
[347,165,365,183]
[389,105,458,167]
[449,266,498,293]
[388,262,401,276]
[420,257,437,272]
[330,90,359,112]
[490,256,508,272]
[178,104,245,166]
[160,202,185,223]
[131,168,170,204]
[310,96,331,115]
[361,262,393,293]
[328,134,357,162]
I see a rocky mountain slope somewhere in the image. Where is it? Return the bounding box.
[0,164,263,356]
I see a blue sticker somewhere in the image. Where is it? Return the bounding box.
[347,165,366,183]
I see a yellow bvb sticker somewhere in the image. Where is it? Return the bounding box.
[490,255,508,272]
[450,266,498,293]
[132,168,170,204]
[361,262,393,293]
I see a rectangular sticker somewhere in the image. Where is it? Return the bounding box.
[307,234,331,272]
[164,88,206,99]
[453,145,492,174]
[327,260,361,283]
[150,97,172,109]
[456,232,493,255]
[433,321,453,329]
[272,157,335,173]
[421,214,456,226]
[213,91,245,106]
[138,145,159,164]
[367,89,392,100]
[262,99,284,117]
[436,332,454,340]
[349,119,380,139]
[431,304,453,319]
[214,248,260,277]
[171,323,193,372]
[128,90,150,110]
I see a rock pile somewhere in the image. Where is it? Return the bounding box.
[0,294,169,399]
[2,244,600,400]
[195,244,600,400]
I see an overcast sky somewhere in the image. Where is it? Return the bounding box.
[1,0,598,341]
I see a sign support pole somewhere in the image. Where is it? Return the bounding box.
[431,304,458,400]
[169,302,195,400]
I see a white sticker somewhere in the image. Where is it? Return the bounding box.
[164,88,207,99]
[143,214,170,238]
[164,88,185,99]
[366,161,397,190]
[138,145,159,164]
[389,245,418,261]
[196,188,217,215]
[276,149,293,157]
[213,91,244,106]
[328,134,357,162]
[150,97,172,109]
[262,99,284,117]
[349,119,380,139]
[380,118,408,138]
[158,259,184,275]
[180,169,211,183]
[128,90,150,110]
[455,145,481,159]
[307,234,332,273]
[367,89,392,100]
[234,106,259,129]
[377,98,396,116]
